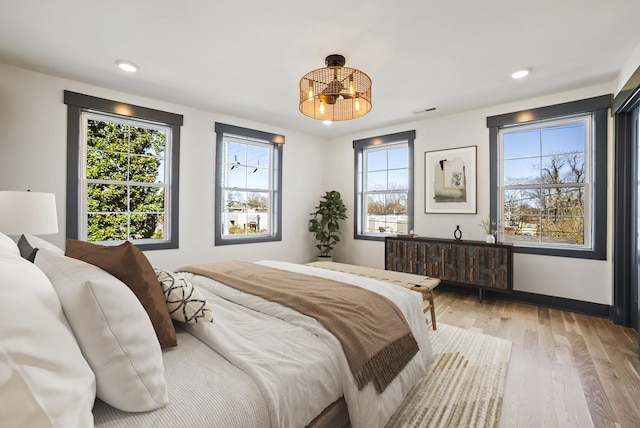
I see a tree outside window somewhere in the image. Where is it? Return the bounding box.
[65,90,182,250]
[500,119,588,246]
[488,94,609,259]
[84,118,168,243]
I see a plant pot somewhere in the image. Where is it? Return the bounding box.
[317,255,333,262]
[485,235,496,244]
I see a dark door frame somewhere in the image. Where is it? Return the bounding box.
[612,104,635,326]
[612,67,640,357]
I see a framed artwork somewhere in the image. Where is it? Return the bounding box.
[424,145,477,213]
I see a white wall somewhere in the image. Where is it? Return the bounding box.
[0,63,328,269]
[327,83,615,305]
[0,62,617,304]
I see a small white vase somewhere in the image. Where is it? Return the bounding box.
[485,235,495,244]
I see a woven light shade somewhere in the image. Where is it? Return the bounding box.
[299,54,372,121]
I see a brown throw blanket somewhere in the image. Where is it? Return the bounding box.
[178,260,419,393]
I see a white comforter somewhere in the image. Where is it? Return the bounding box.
[180,261,433,428]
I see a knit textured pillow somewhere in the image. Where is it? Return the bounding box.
[17,234,38,262]
[154,268,213,324]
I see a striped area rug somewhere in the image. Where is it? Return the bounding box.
[387,324,512,428]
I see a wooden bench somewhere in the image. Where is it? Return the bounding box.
[306,261,440,330]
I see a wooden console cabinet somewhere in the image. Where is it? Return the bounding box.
[385,236,513,293]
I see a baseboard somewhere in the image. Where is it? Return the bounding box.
[437,283,611,319]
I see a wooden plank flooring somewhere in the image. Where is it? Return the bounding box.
[431,289,640,428]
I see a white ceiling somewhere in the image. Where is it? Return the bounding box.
[2,0,640,138]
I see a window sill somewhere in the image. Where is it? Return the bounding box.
[354,233,396,242]
[510,244,605,260]
[215,235,280,246]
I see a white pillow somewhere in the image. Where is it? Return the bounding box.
[35,248,168,412]
[0,232,19,256]
[0,251,95,427]
[23,233,64,255]
[155,268,214,324]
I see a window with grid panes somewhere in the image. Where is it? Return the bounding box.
[354,130,415,240]
[214,122,283,245]
[65,91,182,250]
[488,95,609,259]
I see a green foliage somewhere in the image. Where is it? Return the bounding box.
[85,120,166,242]
[308,191,347,257]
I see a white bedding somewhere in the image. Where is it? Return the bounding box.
[93,327,270,428]
[180,260,433,428]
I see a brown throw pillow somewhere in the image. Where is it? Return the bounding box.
[65,239,177,348]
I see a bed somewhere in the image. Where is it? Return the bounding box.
[0,232,433,428]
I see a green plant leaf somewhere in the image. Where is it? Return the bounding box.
[309,190,347,257]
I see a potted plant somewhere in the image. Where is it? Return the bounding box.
[308,190,347,260]
[479,215,497,243]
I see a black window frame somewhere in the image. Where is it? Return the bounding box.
[353,130,415,241]
[64,90,183,251]
[487,94,611,259]
[214,122,284,246]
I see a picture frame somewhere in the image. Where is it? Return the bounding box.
[424,145,477,213]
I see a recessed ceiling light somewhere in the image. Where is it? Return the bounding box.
[511,69,530,79]
[115,60,138,73]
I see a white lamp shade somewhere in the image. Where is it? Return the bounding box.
[0,191,59,235]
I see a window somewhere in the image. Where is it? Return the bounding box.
[65,91,183,250]
[354,130,415,240]
[214,122,283,245]
[487,95,610,259]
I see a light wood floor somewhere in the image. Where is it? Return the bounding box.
[431,289,640,428]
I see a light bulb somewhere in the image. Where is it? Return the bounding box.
[354,97,360,111]
[319,102,325,115]
[307,84,314,100]
[348,77,354,95]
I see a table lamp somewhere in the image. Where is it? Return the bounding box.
[0,191,59,235]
